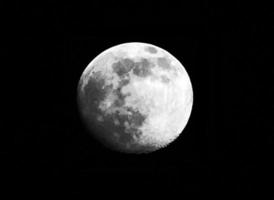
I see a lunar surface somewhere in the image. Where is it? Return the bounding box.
[77,42,193,153]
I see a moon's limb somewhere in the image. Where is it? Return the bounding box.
[79,42,193,152]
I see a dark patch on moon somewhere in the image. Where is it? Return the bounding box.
[157,57,171,70]
[160,75,170,84]
[79,62,151,153]
[112,57,154,78]
[112,58,135,77]
[91,70,103,80]
[132,58,154,77]
[112,80,130,107]
[145,46,157,54]
[78,72,110,110]
[101,106,146,150]
[108,58,151,145]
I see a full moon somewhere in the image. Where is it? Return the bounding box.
[77,42,193,154]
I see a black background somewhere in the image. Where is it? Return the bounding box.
[4,1,274,194]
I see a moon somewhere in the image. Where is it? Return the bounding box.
[78,42,193,153]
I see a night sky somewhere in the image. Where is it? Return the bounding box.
[5,1,273,195]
